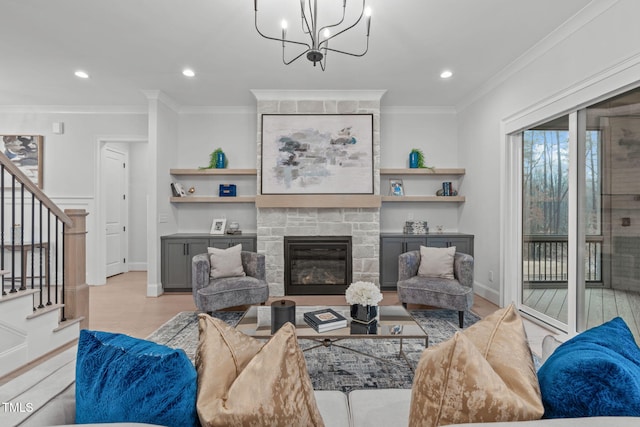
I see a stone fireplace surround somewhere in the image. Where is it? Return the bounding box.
[253,90,385,297]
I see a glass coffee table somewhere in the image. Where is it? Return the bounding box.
[236,305,429,369]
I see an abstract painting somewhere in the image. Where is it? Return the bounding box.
[1,135,43,188]
[261,114,373,194]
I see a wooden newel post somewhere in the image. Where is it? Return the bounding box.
[63,209,89,330]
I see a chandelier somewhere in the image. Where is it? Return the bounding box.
[254,0,372,70]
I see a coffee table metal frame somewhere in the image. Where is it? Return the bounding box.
[236,305,429,370]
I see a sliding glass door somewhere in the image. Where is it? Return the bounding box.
[518,86,640,341]
[583,90,640,339]
[521,115,570,327]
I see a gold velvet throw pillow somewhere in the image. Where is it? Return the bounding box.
[409,304,543,426]
[196,314,325,427]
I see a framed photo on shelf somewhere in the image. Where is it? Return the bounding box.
[210,218,227,235]
[389,179,404,196]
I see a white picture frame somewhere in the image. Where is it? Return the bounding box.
[389,179,404,196]
[210,218,226,235]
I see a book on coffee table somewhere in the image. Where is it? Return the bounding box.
[303,308,348,333]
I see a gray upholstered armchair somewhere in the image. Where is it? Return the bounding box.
[192,251,269,313]
[396,250,474,328]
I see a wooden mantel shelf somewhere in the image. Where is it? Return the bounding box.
[170,168,257,175]
[255,194,381,208]
[380,168,465,175]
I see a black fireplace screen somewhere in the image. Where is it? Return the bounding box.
[284,236,352,295]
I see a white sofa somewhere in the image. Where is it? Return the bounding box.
[2,344,639,427]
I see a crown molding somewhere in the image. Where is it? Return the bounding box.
[0,105,147,114]
[457,0,620,112]
[251,89,387,102]
[502,50,640,133]
[179,105,255,114]
[141,90,181,113]
[382,106,456,115]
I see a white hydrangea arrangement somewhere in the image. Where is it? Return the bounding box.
[345,281,383,306]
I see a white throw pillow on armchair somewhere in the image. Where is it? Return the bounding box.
[418,245,456,279]
[208,244,246,279]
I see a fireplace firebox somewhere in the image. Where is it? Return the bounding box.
[284,236,352,295]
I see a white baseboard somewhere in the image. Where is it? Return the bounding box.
[473,281,500,306]
[146,282,163,297]
[128,263,147,271]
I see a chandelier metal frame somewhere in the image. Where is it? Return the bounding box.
[254,0,371,71]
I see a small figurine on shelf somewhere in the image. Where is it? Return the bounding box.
[226,222,242,235]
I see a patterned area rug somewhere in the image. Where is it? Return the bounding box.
[147,309,480,392]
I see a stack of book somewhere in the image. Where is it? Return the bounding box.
[303,308,347,333]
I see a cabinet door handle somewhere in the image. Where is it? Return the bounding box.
[184,243,188,255]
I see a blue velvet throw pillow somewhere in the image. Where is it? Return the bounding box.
[537,317,640,418]
[76,329,198,427]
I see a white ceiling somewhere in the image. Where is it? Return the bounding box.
[0,0,593,108]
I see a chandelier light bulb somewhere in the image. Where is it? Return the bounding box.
[74,70,89,79]
[254,0,372,70]
[364,7,372,36]
[182,68,195,77]
[440,70,453,79]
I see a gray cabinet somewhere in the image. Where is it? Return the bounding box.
[161,233,257,291]
[207,236,256,251]
[426,236,473,256]
[379,233,474,290]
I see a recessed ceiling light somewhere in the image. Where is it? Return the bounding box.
[440,70,453,79]
[74,70,90,79]
[182,68,195,77]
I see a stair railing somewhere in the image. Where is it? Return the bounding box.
[1,152,73,321]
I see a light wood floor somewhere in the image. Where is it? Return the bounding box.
[89,273,557,357]
[523,287,640,341]
[91,271,500,338]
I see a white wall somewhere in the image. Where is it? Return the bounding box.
[380,108,460,232]
[175,110,259,233]
[128,142,149,270]
[147,96,180,296]
[457,0,640,305]
[0,110,147,285]
[172,107,462,235]
[1,103,462,294]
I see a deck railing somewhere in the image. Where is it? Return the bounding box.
[1,152,87,326]
[523,234,602,283]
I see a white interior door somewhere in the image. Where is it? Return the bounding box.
[104,147,128,277]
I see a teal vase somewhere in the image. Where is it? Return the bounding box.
[215,152,226,169]
[409,152,419,168]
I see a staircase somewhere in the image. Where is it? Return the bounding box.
[0,151,88,379]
